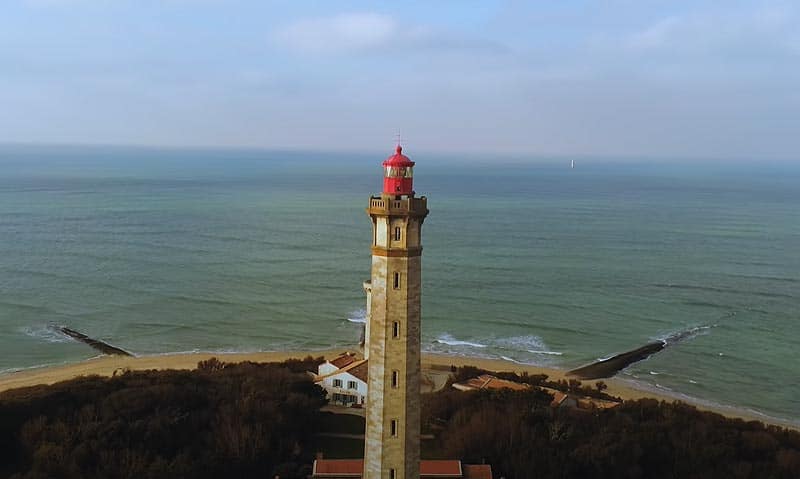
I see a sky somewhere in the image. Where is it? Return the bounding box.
[1,0,798,160]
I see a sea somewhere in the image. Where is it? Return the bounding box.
[1,145,798,426]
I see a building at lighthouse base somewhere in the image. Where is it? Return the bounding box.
[312,459,492,479]
[314,353,368,407]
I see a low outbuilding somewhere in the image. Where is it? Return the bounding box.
[311,459,492,479]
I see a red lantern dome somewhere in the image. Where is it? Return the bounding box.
[382,145,415,196]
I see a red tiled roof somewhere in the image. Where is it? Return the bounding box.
[312,460,488,478]
[420,460,462,476]
[550,390,568,407]
[348,361,369,383]
[329,353,358,369]
[314,358,368,384]
[313,459,362,476]
[459,377,480,390]
[479,375,529,391]
[454,374,530,392]
[463,464,493,479]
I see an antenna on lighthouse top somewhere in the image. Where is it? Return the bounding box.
[395,129,402,147]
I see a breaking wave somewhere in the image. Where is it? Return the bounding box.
[345,309,367,324]
[657,323,717,345]
[496,335,563,356]
[529,350,563,356]
[21,325,72,344]
[433,334,487,348]
[500,355,527,364]
[426,333,563,365]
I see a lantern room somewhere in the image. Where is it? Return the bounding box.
[382,145,415,196]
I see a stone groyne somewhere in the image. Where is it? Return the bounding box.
[59,327,133,357]
[567,342,665,380]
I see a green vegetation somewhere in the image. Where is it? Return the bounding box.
[423,387,800,479]
[318,412,364,436]
[0,357,325,479]
[1,359,799,479]
[315,436,364,459]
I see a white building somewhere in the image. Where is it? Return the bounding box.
[315,353,369,406]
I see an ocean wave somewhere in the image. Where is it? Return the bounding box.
[657,323,717,345]
[497,335,564,357]
[500,355,529,364]
[527,350,563,356]
[426,333,563,366]
[143,343,352,357]
[343,307,564,360]
[653,282,794,300]
[345,309,367,324]
[21,325,72,344]
[0,360,73,376]
[433,334,487,348]
[495,334,547,351]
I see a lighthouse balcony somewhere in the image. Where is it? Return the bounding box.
[368,195,428,216]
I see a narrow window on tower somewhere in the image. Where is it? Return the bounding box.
[394,226,401,241]
[393,272,400,289]
[392,370,399,388]
[390,419,398,437]
[390,469,396,479]
[392,321,400,338]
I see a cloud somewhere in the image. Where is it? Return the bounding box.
[274,12,398,54]
[273,12,507,56]
[22,0,110,5]
[625,5,799,55]
[627,16,682,51]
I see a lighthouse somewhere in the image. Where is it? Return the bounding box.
[363,145,429,479]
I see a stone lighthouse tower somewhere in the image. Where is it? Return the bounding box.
[363,145,429,479]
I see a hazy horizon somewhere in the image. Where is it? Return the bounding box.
[3,141,800,167]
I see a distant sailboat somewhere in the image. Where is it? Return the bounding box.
[570,159,575,169]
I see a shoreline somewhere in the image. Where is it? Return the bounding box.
[0,348,796,430]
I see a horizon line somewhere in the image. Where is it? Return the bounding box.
[0,140,797,164]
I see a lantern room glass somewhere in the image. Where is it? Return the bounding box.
[385,166,413,178]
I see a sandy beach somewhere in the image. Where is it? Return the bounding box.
[0,348,794,430]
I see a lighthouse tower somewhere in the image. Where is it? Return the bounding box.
[363,145,429,479]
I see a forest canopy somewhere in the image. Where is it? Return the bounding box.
[0,358,326,479]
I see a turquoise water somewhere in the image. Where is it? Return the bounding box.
[1,145,798,425]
